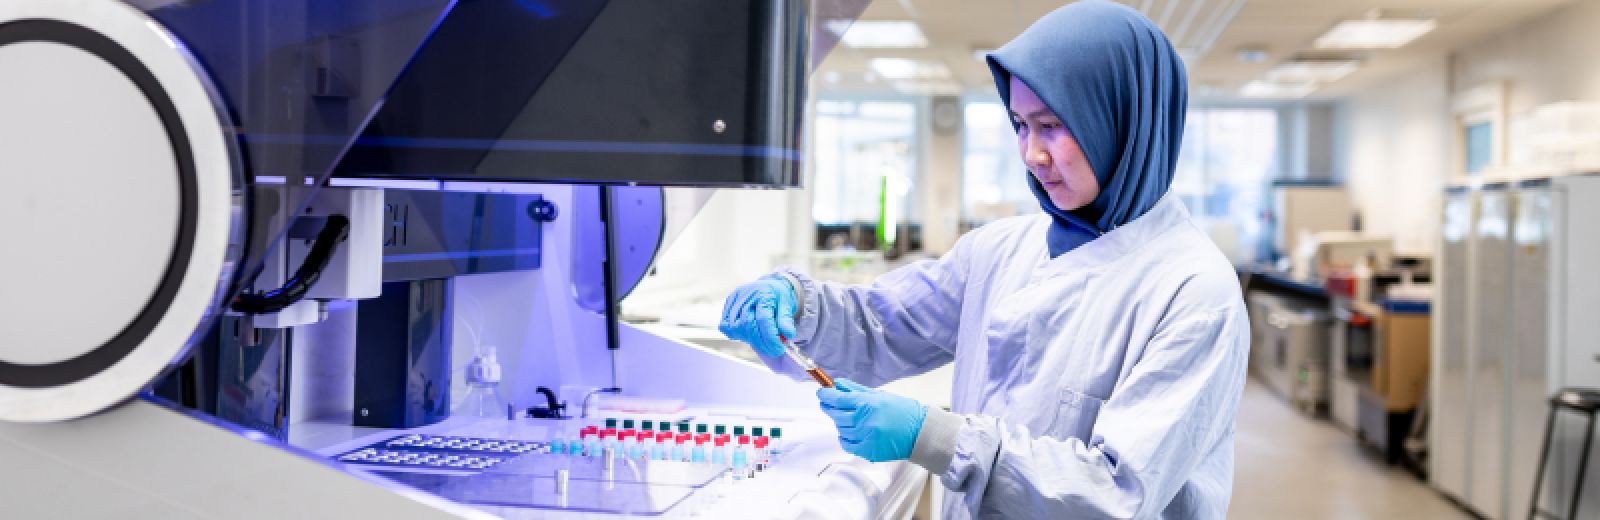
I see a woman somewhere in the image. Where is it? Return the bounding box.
[720,2,1248,517]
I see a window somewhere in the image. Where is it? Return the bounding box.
[811,99,918,225]
[1174,109,1278,264]
[1464,122,1492,175]
[960,100,1035,226]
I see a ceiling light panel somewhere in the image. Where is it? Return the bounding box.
[1267,60,1360,83]
[869,58,951,80]
[1314,19,1437,50]
[891,80,963,96]
[827,20,928,49]
[1240,80,1317,98]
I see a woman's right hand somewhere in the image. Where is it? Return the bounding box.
[718,275,798,358]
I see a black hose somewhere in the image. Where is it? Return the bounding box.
[230,214,350,314]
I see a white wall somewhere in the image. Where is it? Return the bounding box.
[1280,103,1340,180]
[1336,58,1452,255]
[919,96,965,254]
[1338,0,1600,256]
[1450,0,1600,119]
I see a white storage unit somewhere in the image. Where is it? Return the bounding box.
[1432,174,1600,519]
[1469,184,1513,518]
[1508,180,1552,520]
[1542,174,1600,519]
[1432,185,1477,503]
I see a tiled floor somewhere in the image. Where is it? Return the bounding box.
[1231,378,1472,519]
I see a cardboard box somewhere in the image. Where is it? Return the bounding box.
[1382,310,1433,409]
[1371,310,1431,411]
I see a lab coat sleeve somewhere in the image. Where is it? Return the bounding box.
[763,236,972,388]
[913,306,1249,519]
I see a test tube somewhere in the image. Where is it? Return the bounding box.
[623,432,646,460]
[691,437,707,463]
[711,438,728,465]
[635,433,651,460]
[578,426,598,456]
[731,443,749,480]
[653,432,671,460]
[754,437,770,469]
[779,334,834,388]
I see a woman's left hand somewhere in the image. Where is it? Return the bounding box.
[817,378,927,462]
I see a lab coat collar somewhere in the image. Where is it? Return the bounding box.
[1038,195,1191,274]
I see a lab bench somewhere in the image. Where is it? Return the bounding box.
[305,406,926,519]
[1242,267,1432,471]
[1344,299,1431,468]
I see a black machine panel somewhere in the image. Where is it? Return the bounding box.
[380,189,554,282]
[354,279,454,428]
[330,0,810,187]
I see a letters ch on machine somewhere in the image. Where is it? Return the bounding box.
[0,1,928,517]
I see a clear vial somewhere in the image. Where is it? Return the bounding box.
[769,427,785,462]
[672,438,688,462]
[458,346,506,418]
[651,434,669,460]
[691,440,707,463]
[731,445,749,480]
[710,440,727,466]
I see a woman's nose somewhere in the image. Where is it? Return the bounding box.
[1023,135,1050,169]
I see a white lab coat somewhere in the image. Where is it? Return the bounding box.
[777,196,1249,519]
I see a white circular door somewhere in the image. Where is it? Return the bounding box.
[0,0,242,422]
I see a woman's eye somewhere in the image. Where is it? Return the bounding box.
[1040,121,1061,130]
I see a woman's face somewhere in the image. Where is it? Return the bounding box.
[1009,76,1099,212]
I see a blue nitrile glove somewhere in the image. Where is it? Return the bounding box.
[718,275,798,358]
[817,378,927,462]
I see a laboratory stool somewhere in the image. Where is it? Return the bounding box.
[1528,388,1600,520]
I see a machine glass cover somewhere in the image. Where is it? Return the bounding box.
[133,0,870,310]
[331,0,866,187]
[140,0,457,307]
